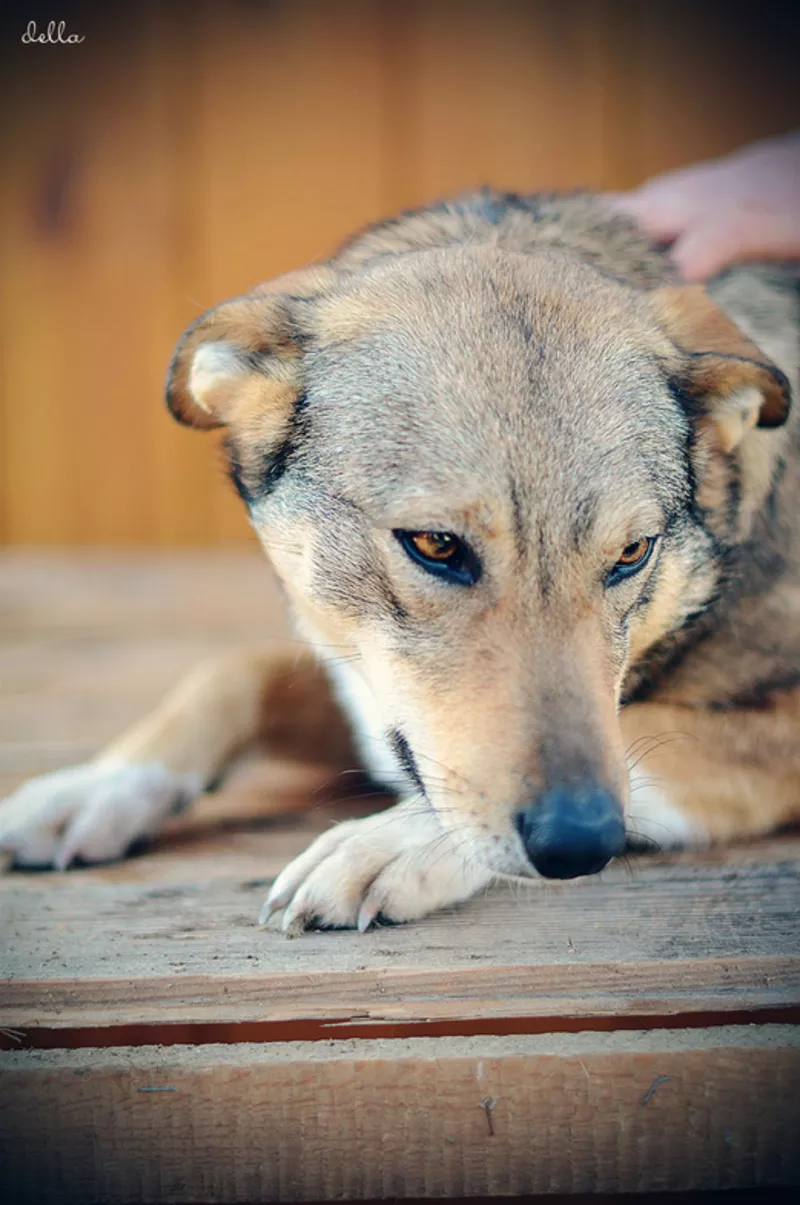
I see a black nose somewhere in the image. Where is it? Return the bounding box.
[515,783,626,879]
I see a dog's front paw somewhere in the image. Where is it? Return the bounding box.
[260,800,493,932]
[0,760,202,871]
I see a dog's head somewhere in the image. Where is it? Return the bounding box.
[167,237,791,880]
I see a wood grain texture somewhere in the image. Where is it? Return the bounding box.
[0,549,290,782]
[2,1029,799,1200]
[1,6,182,545]
[4,852,799,1030]
[1,1,798,544]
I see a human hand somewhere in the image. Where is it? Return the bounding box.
[608,131,800,280]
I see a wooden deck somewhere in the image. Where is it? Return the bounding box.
[1,552,799,1202]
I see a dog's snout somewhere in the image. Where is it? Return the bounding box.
[515,784,626,879]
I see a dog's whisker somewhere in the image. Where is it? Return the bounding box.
[625,731,698,773]
[626,813,677,838]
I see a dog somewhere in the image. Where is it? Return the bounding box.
[1,191,798,931]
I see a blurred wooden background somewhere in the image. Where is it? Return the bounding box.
[1,0,798,546]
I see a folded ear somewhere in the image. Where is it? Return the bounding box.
[652,285,792,453]
[166,266,337,433]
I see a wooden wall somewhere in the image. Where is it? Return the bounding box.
[1,0,798,545]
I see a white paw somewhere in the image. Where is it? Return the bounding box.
[0,760,202,870]
[260,799,493,932]
[626,781,709,851]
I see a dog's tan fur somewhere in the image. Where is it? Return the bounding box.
[1,191,798,929]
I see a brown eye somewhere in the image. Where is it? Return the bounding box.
[618,539,650,566]
[608,536,657,585]
[394,529,481,586]
[409,532,458,561]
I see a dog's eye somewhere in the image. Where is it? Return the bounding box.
[607,537,657,586]
[394,530,481,586]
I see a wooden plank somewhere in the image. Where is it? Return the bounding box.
[141,1,243,548]
[2,1028,799,1200]
[635,0,800,180]
[0,6,179,545]
[0,550,289,785]
[393,0,606,202]
[3,839,799,1030]
[593,0,800,191]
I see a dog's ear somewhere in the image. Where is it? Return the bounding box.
[166,266,337,433]
[653,285,791,453]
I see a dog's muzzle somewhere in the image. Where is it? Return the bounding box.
[515,783,626,879]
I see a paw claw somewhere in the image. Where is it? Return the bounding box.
[357,900,379,932]
[281,905,309,936]
[258,801,491,932]
[257,893,282,926]
[54,834,80,872]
